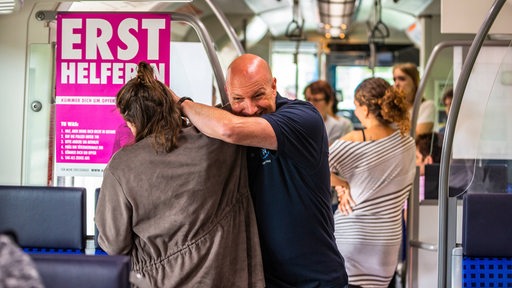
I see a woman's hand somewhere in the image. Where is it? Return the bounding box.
[335,182,355,215]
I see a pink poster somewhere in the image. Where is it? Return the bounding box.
[55,12,170,176]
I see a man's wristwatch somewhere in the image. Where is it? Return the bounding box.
[178,97,194,105]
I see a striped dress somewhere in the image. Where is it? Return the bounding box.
[329,130,415,288]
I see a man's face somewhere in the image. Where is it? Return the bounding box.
[227,77,277,116]
[305,88,329,118]
[444,97,452,115]
[416,148,426,176]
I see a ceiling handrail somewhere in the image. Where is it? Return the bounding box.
[171,12,229,105]
[203,0,244,56]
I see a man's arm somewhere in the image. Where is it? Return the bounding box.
[179,99,277,150]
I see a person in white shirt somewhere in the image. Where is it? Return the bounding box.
[393,62,436,136]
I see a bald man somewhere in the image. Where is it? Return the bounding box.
[172,54,348,287]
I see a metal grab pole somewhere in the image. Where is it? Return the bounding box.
[171,12,229,105]
[437,0,507,287]
[204,0,245,56]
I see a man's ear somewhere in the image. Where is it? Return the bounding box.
[425,155,434,165]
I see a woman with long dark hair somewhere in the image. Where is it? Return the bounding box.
[96,62,264,288]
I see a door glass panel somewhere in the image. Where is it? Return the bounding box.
[24,4,230,236]
[23,44,53,185]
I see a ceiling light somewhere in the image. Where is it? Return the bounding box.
[318,0,356,29]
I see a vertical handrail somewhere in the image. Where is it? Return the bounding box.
[203,0,245,56]
[437,0,507,287]
[407,40,469,288]
[406,168,420,288]
[171,12,230,105]
[406,40,509,288]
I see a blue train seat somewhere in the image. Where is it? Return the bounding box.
[461,192,512,287]
[0,185,86,251]
[32,253,130,288]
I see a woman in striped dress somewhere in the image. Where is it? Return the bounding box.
[329,77,416,288]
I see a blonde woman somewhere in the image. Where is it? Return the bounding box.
[393,62,436,136]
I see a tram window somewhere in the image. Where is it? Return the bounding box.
[271,41,319,101]
[271,53,318,101]
[334,66,393,111]
[332,66,393,129]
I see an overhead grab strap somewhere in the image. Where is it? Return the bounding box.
[285,0,305,40]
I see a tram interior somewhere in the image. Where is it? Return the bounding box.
[1,0,512,287]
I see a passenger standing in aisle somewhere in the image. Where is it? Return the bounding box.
[403,131,443,216]
[393,62,436,136]
[330,77,415,288]
[304,80,353,145]
[95,62,264,288]
[171,54,349,287]
[438,88,453,139]
[416,132,442,178]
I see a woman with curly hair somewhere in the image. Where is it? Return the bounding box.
[329,77,416,288]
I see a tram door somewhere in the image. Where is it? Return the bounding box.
[22,4,226,236]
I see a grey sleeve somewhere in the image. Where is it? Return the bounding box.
[95,168,133,255]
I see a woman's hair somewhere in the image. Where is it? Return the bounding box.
[116,61,182,153]
[354,77,410,135]
[393,62,420,98]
